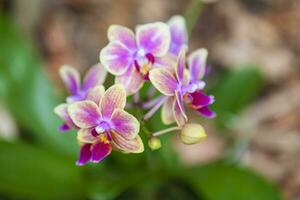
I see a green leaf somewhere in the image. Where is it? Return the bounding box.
[0,15,77,157]
[186,161,282,200]
[211,67,263,128]
[0,140,85,200]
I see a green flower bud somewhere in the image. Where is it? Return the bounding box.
[148,137,162,150]
[180,123,207,144]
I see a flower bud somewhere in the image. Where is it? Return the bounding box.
[180,123,207,144]
[148,137,162,150]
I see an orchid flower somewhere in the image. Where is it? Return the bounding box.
[100,22,171,95]
[54,63,107,132]
[149,48,215,127]
[68,84,143,165]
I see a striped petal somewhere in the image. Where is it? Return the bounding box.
[188,48,208,82]
[100,41,133,76]
[83,63,107,90]
[167,15,188,56]
[161,97,175,125]
[54,103,77,130]
[59,65,80,95]
[176,48,187,83]
[149,68,178,96]
[100,84,126,117]
[76,144,92,166]
[68,100,101,129]
[136,22,170,56]
[111,109,139,140]
[108,25,136,50]
[90,141,112,163]
[173,94,187,127]
[111,133,144,153]
[115,67,144,96]
[86,85,105,105]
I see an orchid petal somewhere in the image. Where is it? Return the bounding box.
[111,109,139,140]
[83,63,107,90]
[100,84,126,117]
[90,141,112,163]
[111,133,144,153]
[86,85,105,105]
[100,41,133,76]
[188,48,208,82]
[197,106,216,119]
[77,128,98,144]
[54,103,77,129]
[161,97,175,125]
[108,25,136,50]
[115,67,144,96]
[190,91,214,109]
[59,65,80,95]
[167,15,188,56]
[149,68,178,96]
[76,144,92,166]
[176,48,187,82]
[68,100,101,129]
[136,22,170,56]
[173,94,187,127]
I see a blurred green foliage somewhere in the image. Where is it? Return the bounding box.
[0,13,282,200]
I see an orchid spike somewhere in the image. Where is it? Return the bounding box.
[68,84,143,165]
[100,22,171,95]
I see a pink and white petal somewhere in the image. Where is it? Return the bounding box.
[188,48,208,81]
[100,84,126,117]
[115,67,144,96]
[197,106,216,119]
[176,48,187,82]
[111,133,144,153]
[54,103,77,129]
[100,41,133,76]
[154,54,177,68]
[86,85,105,105]
[68,100,101,129]
[136,22,170,56]
[59,65,80,95]
[161,98,175,125]
[111,109,139,140]
[149,68,178,96]
[167,15,188,56]
[76,144,92,166]
[77,128,98,144]
[175,91,187,121]
[83,63,107,90]
[90,141,112,163]
[173,97,187,127]
[108,25,137,50]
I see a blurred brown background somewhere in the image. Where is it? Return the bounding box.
[1,0,300,199]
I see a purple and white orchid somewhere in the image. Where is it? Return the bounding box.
[68,84,143,165]
[54,63,107,132]
[100,22,171,95]
[149,48,215,127]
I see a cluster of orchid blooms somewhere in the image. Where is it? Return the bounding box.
[54,15,215,166]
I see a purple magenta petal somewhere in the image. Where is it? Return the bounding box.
[54,103,78,130]
[59,65,80,95]
[100,41,134,76]
[188,49,208,82]
[136,22,170,56]
[83,63,107,90]
[68,101,101,129]
[149,68,178,96]
[108,25,137,50]
[197,106,216,119]
[90,141,112,163]
[190,91,214,109]
[76,144,92,166]
[167,15,188,56]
